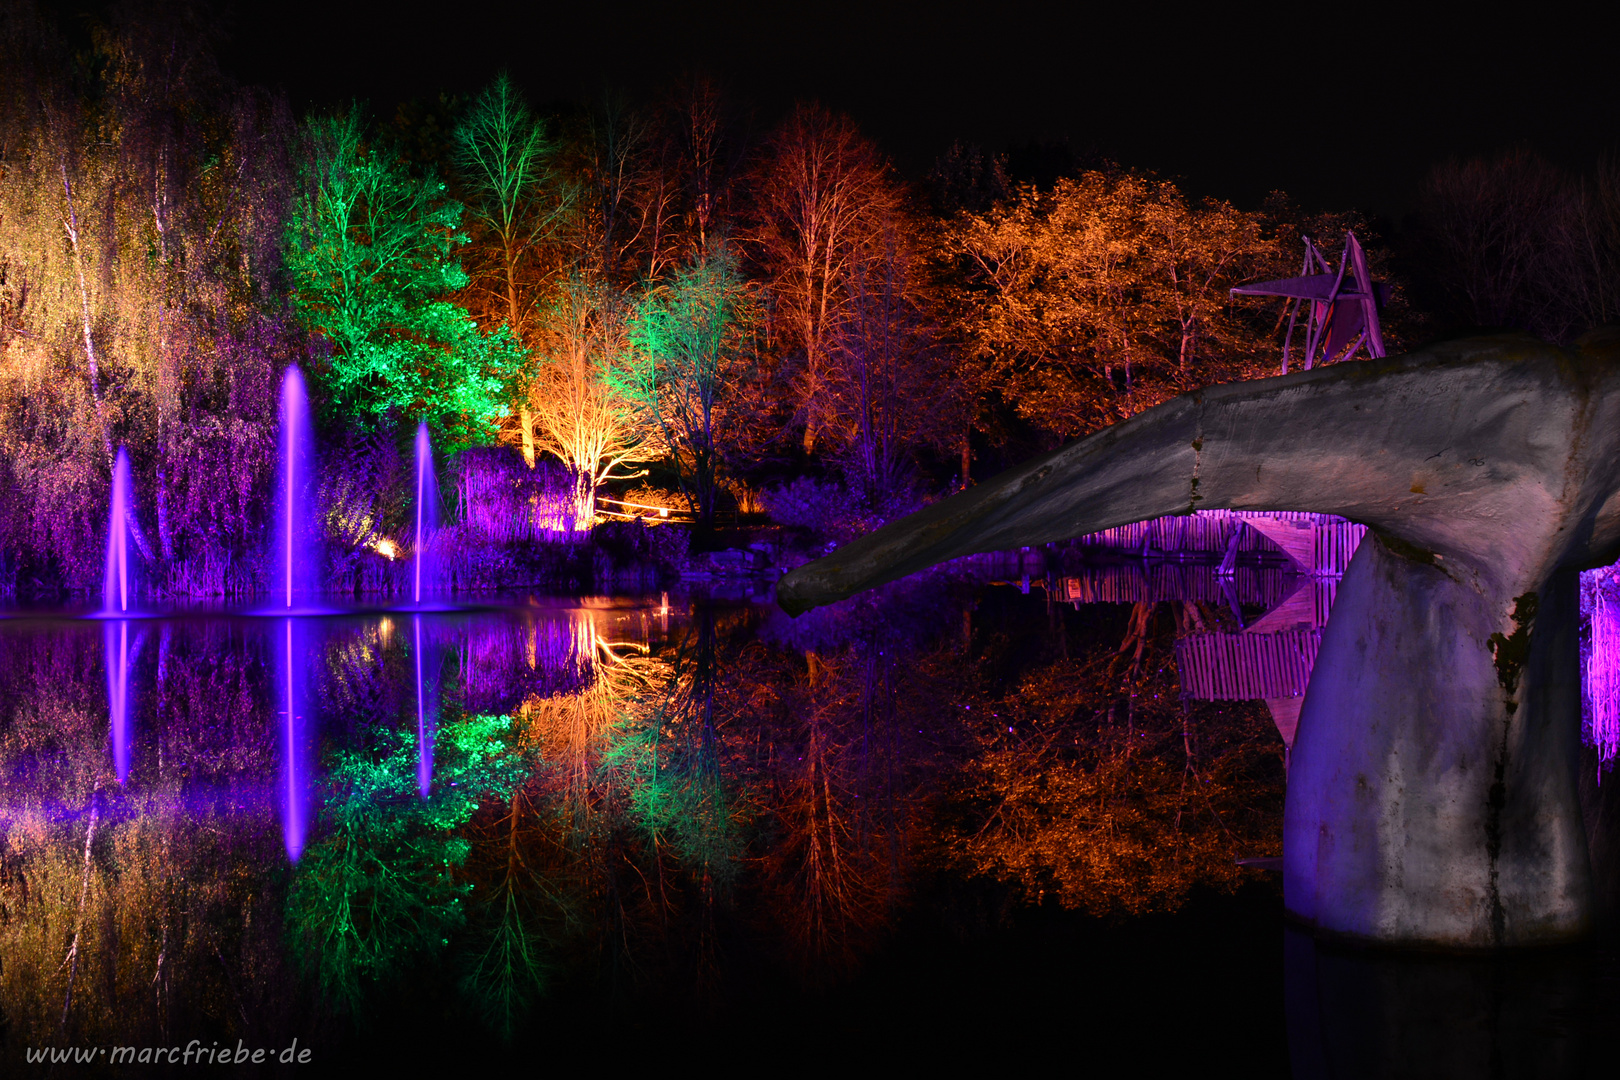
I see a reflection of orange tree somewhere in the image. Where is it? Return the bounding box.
[944,603,1284,915]
[461,611,745,1018]
[718,636,963,975]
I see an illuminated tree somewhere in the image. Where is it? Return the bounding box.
[748,103,901,452]
[0,5,291,596]
[939,172,1282,444]
[663,75,742,265]
[455,75,571,340]
[619,251,752,529]
[562,92,687,286]
[284,107,524,449]
[525,278,652,526]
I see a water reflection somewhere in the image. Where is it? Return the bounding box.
[1285,926,1604,1078]
[103,619,134,783]
[0,555,1614,1063]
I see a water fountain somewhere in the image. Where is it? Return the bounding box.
[275,365,318,613]
[413,421,438,607]
[102,448,134,615]
[101,447,137,781]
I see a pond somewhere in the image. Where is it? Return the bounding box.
[2,540,1617,1075]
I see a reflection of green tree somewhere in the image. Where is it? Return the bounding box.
[457,615,747,1021]
[600,648,743,893]
[285,713,522,1013]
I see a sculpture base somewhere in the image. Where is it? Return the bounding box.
[1284,537,1592,947]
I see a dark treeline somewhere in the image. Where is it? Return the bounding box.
[0,2,1606,599]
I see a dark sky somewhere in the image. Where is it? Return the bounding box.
[214,0,1619,221]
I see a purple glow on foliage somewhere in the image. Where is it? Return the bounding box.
[455,449,578,542]
[1582,567,1620,779]
[461,613,594,715]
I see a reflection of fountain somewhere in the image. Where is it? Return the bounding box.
[413,422,437,606]
[281,617,310,861]
[413,615,436,798]
[105,620,132,783]
[103,447,135,614]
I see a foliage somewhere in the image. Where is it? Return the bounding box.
[453,73,573,345]
[451,446,580,541]
[762,475,923,545]
[747,103,905,452]
[0,7,293,596]
[525,278,652,526]
[1415,148,1620,341]
[284,712,524,1014]
[619,250,753,527]
[935,171,1279,445]
[821,220,964,500]
[284,106,524,450]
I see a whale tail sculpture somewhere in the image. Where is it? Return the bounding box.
[779,330,1620,948]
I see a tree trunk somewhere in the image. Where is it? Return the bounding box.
[61,166,114,468]
[519,407,535,468]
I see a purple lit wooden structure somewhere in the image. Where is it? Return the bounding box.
[1232,233,1388,373]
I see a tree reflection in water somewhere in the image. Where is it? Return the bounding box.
[0,582,1293,1053]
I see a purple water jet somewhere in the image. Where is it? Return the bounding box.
[102,448,134,614]
[413,422,438,605]
[276,366,317,610]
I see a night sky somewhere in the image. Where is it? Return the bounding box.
[195,0,1620,220]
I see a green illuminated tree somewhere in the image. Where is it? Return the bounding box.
[618,251,751,530]
[453,74,573,350]
[284,107,524,449]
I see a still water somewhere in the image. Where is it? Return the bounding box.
[1,554,1615,1075]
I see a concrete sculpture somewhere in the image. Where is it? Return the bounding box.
[778,331,1620,947]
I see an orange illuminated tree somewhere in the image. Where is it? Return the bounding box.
[748,103,902,452]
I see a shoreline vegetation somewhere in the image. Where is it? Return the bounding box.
[6,5,1620,604]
